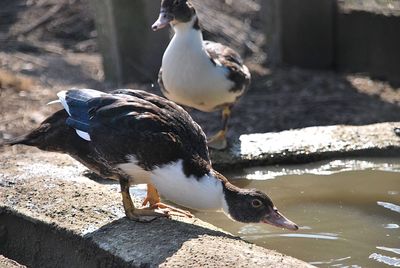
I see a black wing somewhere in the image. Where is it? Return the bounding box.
[64,89,211,177]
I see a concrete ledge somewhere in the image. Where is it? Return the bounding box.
[211,122,400,169]
[0,153,312,268]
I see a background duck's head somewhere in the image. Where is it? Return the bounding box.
[152,0,196,31]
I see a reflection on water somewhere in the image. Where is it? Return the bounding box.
[238,158,400,181]
[369,253,400,267]
[384,224,400,229]
[378,201,400,213]
[268,233,339,240]
[194,158,400,268]
[377,247,400,255]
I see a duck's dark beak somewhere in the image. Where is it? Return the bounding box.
[262,208,298,231]
[152,11,173,31]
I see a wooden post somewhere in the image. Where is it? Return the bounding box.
[337,9,400,84]
[89,0,169,86]
[261,0,282,66]
[261,0,336,69]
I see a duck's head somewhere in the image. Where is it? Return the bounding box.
[152,0,196,31]
[219,173,298,230]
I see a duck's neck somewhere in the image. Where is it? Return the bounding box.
[221,182,244,220]
[171,15,203,50]
[209,170,243,218]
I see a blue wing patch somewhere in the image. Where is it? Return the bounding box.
[66,117,90,133]
[57,89,107,141]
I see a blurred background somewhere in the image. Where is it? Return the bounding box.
[0,0,399,141]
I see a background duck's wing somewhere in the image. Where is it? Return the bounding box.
[203,41,251,93]
[204,41,244,66]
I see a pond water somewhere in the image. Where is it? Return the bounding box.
[194,158,400,268]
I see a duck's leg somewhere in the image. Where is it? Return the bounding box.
[119,178,166,222]
[142,184,193,218]
[207,105,231,150]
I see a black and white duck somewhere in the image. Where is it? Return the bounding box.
[152,0,251,150]
[5,88,297,229]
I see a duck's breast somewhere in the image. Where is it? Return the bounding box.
[150,160,223,210]
[161,33,236,111]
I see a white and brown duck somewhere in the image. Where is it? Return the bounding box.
[4,88,297,230]
[152,0,251,150]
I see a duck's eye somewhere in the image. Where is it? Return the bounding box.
[251,199,262,208]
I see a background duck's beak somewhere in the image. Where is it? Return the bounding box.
[262,208,299,230]
[152,12,173,31]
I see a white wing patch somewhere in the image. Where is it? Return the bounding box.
[75,130,91,141]
[47,99,61,105]
[57,90,70,115]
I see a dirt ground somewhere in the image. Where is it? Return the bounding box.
[1,0,399,148]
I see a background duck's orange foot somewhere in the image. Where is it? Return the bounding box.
[207,130,228,150]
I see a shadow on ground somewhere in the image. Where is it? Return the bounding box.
[85,217,231,267]
[1,208,231,268]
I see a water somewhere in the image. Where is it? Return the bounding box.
[194,158,400,268]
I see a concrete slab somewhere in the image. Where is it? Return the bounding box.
[0,152,313,268]
[211,122,400,169]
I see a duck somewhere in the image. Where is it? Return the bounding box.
[4,88,297,229]
[152,0,251,150]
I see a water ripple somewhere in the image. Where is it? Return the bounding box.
[377,201,400,214]
[309,256,352,266]
[270,233,339,240]
[383,224,400,229]
[243,159,400,180]
[378,246,400,255]
[369,253,400,267]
